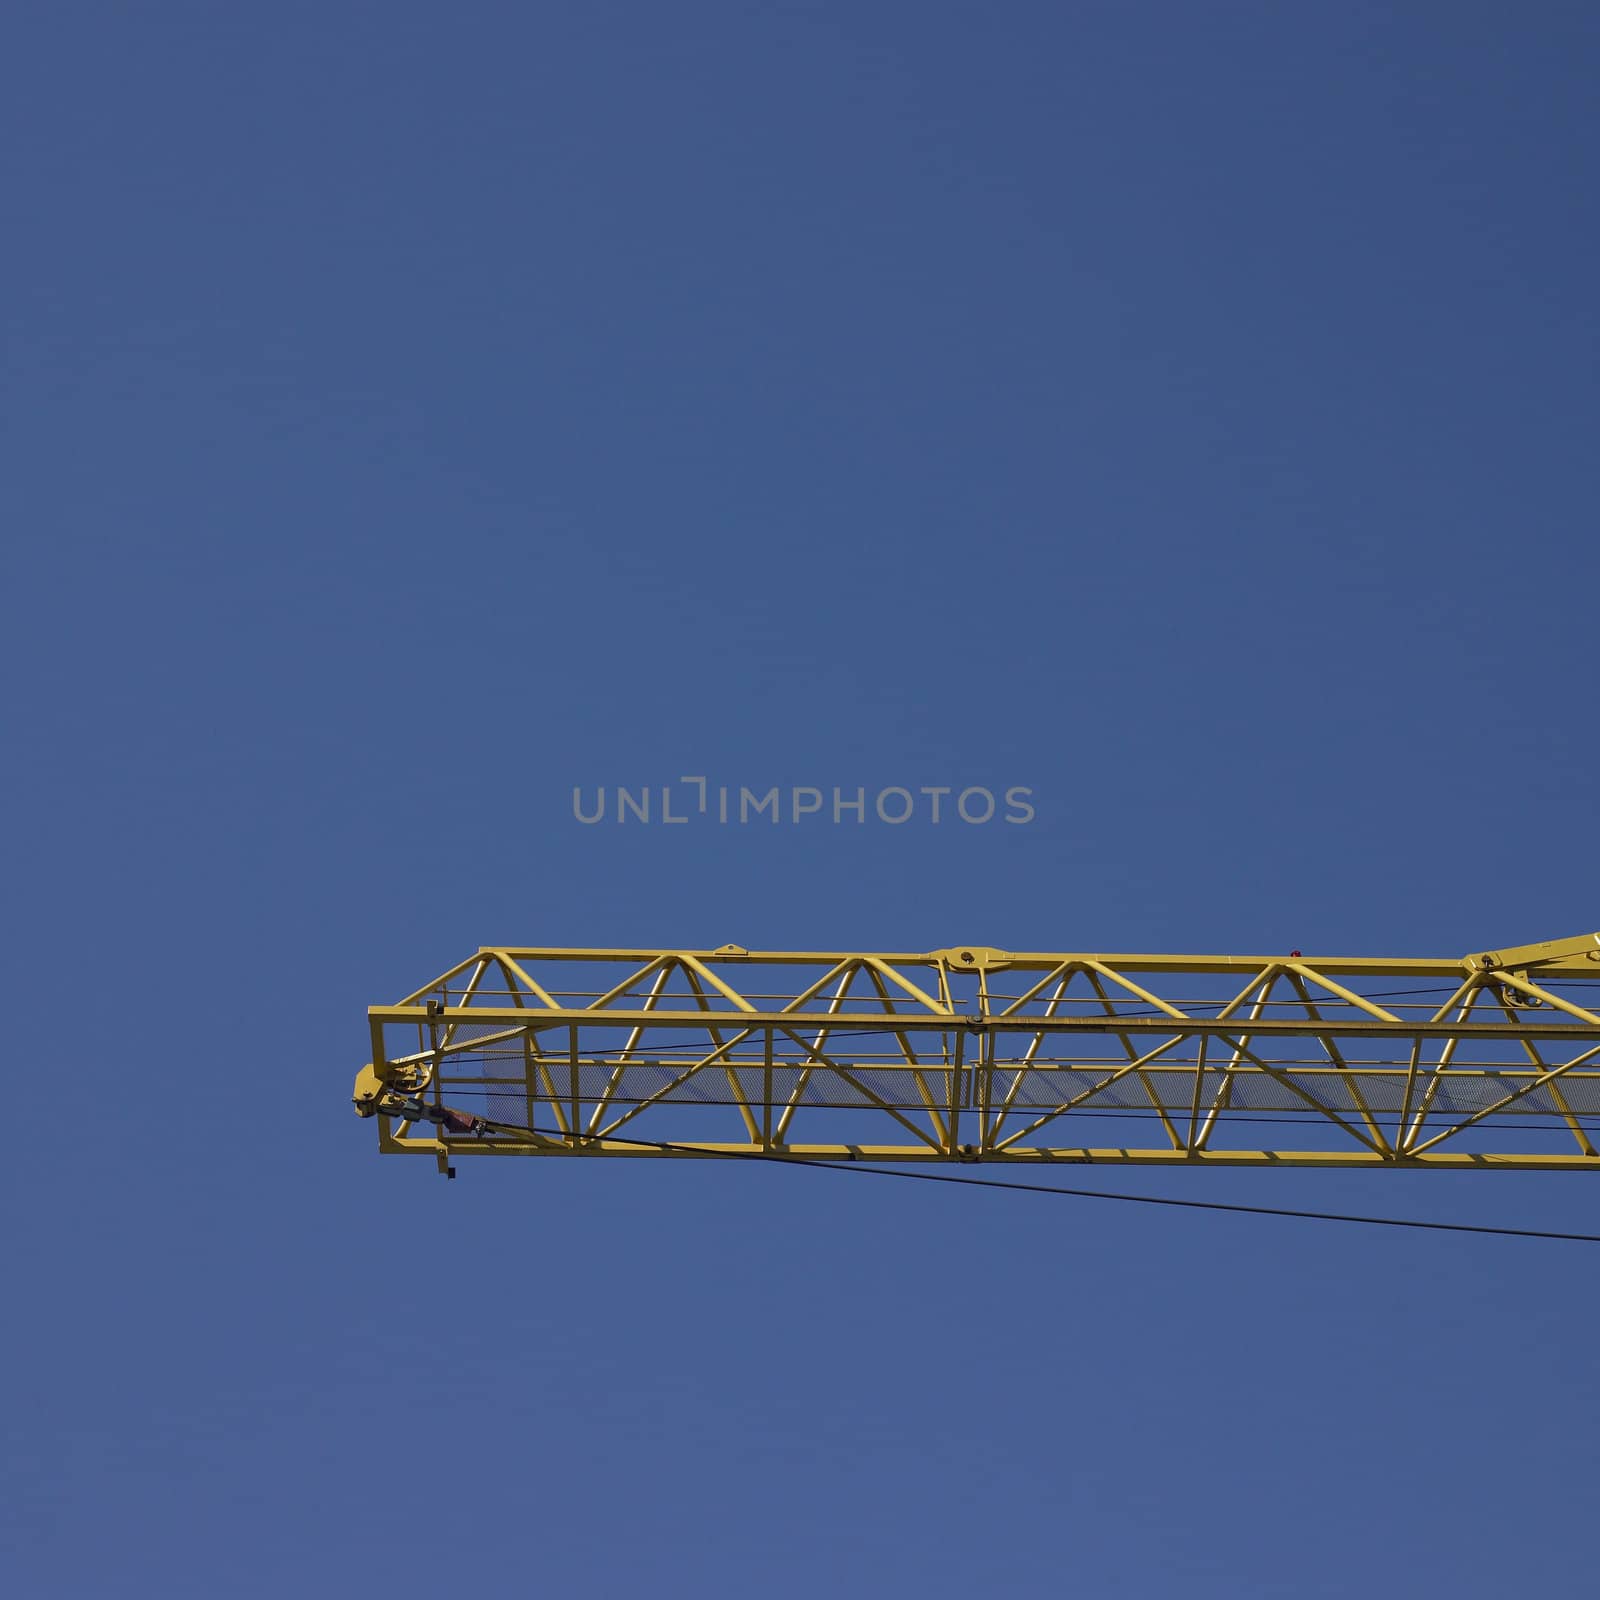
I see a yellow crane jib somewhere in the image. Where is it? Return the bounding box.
[354,937,1600,1175]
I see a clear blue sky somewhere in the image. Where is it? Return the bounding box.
[5,3,1599,1594]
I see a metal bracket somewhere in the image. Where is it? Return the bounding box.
[1465,932,1600,972]
[931,946,1013,971]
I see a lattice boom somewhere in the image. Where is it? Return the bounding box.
[354,937,1600,1173]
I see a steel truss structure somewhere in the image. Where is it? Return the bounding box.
[354,935,1600,1174]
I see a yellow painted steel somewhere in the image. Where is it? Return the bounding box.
[354,938,1600,1173]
